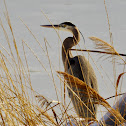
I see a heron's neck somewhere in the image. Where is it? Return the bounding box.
[62,27,80,67]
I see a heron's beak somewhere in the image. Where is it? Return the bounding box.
[40,25,59,29]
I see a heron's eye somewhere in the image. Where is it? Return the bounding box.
[60,24,66,28]
[59,24,66,28]
[63,24,66,28]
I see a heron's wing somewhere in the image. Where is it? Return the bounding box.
[66,55,99,118]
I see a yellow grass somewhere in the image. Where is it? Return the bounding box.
[57,71,125,125]
[0,0,125,125]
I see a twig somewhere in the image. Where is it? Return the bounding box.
[105,93,126,101]
[70,49,126,57]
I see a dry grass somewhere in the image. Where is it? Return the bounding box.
[0,1,58,125]
[0,0,125,126]
[57,71,125,125]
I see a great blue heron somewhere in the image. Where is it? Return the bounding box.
[41,22,98,119]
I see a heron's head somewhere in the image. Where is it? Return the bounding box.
[41,22,85,43]
[58,22,76,32]
[41,22,76,33]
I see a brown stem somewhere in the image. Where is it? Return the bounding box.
[70,49,126,57]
